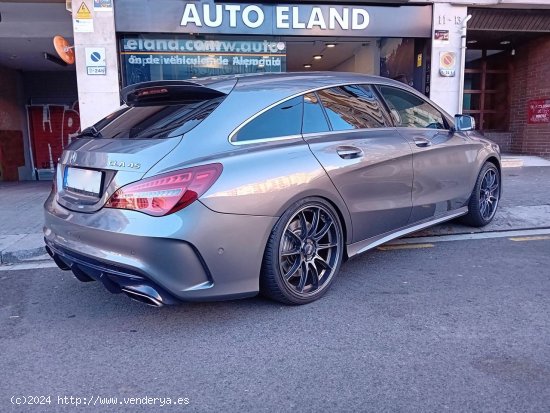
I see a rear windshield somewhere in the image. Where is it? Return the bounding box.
[84,97,224,139]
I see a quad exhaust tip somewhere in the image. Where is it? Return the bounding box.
[121,287,163,307]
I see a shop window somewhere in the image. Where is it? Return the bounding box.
[378,86,446,130]
[463,49,509,131]
[465,49,483,69]
[317,86,389,131]
[119,35,287,87]
[464,72,482,91]
[233,97,303,142]
[303,93,330,135]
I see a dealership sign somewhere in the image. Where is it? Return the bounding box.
[181,4,370,30]
[115,0,432,37]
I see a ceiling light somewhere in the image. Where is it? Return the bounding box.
[303,64,312,68]
[313,55,323,60]
[500,40,511,45]
[326,43,336,48]
[467,40,478,44]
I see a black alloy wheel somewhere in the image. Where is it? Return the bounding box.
[461,162,501,227]
[261,198,344,304]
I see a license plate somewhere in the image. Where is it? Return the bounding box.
[63,167,103,197]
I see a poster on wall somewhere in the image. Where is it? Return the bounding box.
[73,2,93,32]
[119,35,286,86]
[528,98,550,124]
[26,103,80,179]
[93,0,112,11]
[434,30,449,44]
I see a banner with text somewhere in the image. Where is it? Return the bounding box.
[120,36,286,86]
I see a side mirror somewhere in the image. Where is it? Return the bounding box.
[454,114,476,131]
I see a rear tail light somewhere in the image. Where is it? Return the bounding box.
[105,163,222,216]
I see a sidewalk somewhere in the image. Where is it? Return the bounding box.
[0,181,51,264]
[1,155,550,265]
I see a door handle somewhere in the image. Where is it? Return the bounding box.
[336,146,363,159]
[413,137,432,147]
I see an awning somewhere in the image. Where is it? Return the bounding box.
[469,7,550,32]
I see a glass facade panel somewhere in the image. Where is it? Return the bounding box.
[465,49,483,69]
[462,49,509,131]
[119,35,287,87]
[463,93,481,111]
[464,73,482,91]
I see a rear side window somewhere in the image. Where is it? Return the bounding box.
[233,96,303,142]
[87,97,225,139]
[317,85,389,131]
[378,85,447,130]
[302,93,330,134]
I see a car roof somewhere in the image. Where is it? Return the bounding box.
[122,72,418,105]
[194,71,407,94]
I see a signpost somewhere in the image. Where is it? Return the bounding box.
[85,47,106,75]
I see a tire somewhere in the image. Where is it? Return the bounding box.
[260,197,344,305]
[460,162,501,227]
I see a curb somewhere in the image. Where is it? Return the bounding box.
[0,234,48,265]
[1,247,49,265]
[405,225,550,240]
[502,158,524,168]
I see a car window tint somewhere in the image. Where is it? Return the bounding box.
[317,86,388,131]
[378,85,447,130]
[91,97,225,139]
[302,92,330,134]
[234,96,303,142]
[345,84,390,127]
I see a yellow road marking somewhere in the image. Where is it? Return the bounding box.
[509,235,550,242]
[377,243,434,251]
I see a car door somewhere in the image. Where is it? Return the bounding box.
[303,85,414,243]
[377,85,476,223]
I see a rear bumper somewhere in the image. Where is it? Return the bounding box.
[45,241,180,306]
[43,192,278,303]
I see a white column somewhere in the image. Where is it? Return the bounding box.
[354,42,380,76]
[72,0,120,129]
[429,2,468,116]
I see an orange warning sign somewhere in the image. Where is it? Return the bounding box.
[76,2,92,19]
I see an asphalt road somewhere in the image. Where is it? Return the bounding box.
[1,236,549,412]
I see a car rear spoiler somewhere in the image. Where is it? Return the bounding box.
[121,80,234,106]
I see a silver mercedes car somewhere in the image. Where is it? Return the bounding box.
[44,72,501,306]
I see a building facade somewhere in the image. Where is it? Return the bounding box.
[0,0,549,181]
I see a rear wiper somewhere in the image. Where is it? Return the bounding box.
[80,125,102,138]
